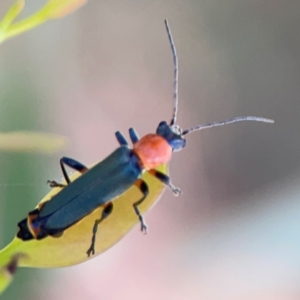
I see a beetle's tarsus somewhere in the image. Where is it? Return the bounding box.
[86,234,96,257]
[134,204,148,235]
[86,245,95,257]
[139,216,148,234]
[169,184,182,196]
[141,225,148,234]
[47,180,66,188]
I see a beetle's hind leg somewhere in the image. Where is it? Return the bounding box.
[133,179,149,234]
[86,202,114,257]
[48,157,89,187]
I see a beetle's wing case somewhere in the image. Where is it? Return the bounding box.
[36,146,142,230]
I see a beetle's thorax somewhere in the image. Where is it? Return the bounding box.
[133,134,172,170]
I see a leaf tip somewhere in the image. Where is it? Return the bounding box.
[46,0,88,18]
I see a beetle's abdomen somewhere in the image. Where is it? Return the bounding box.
[17,208,50,241]
[17,218,34,240]
[133,134,172,170]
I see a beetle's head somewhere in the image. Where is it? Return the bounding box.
[156,121,186,152]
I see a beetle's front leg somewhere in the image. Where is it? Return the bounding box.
[86,202,114,257]
[148,169,182,196]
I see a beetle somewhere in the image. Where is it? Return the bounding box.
[16,20,274,257]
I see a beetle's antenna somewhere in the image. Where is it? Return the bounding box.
[182,116,274,135]
[165,19,178,126]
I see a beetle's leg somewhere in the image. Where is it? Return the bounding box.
[47,180,66,188]
[129,128,139,144]
[60,157,89,184]
[148,169,182,196]
[86,202,114,257]
[133,179,149,234]
[48,157,89,187]
[115,131,129,146]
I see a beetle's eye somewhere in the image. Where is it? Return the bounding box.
[170,138,186,152]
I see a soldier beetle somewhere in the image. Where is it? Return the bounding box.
[16,20,274,257]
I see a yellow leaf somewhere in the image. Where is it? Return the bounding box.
[0,266,13,294]
[0,163,167,292]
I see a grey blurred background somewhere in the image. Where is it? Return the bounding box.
[0,0,300,299]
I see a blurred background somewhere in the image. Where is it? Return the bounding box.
[1,0,300,299]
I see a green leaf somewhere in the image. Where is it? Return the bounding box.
[0,256,18,295]
[0,0,88,44]
[43,0,88,18]
[0,131,68,154]
[0,0,24,31]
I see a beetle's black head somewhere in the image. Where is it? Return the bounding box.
[156,121,186,152]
